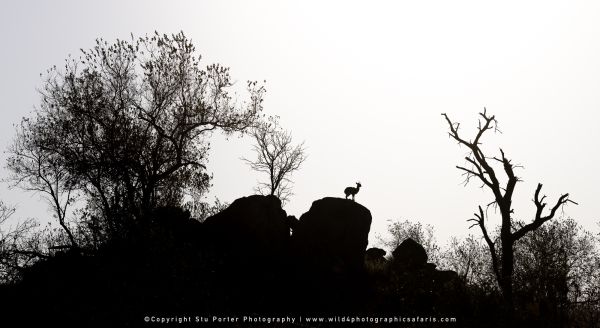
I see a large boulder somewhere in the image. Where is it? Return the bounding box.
[375,238,466,315]
[365,247,387,262]
[201,195,291,311]
[365,247,388,276]
[203,194,290,260]
[292,197,372,272]
[291,197,372,311]
[392,238,428,270]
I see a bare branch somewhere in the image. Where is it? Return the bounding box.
[442,111,504,200]
[242,118,306,205]
[467,206,501,283]
[444,110,574,307]
[512,183,577,241]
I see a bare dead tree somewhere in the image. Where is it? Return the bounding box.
[442,109,577,310]
[242,118,306,205]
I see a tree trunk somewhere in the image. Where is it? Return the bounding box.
[500,239,515,311]
[500,205,515,319]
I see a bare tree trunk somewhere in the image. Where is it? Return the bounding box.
[500,235,515,312]
[442,110,576,318]
[500,205,514,311]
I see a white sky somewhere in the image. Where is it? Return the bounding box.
[1,0,599,247]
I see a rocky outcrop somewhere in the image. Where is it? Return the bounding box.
[391,238,428,271]
[203,194,290,259]
[201,195,291,311]
[4,193,472,325]
[365,247,387,262]
[372,237,465,315]
[292,197,372,272]
[365,247,388,277]
[290,197,372,311]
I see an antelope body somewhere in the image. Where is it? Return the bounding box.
[344,182,361,201]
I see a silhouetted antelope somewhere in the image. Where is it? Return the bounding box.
[344,182,361,201]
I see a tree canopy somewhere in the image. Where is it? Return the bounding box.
[7,32,265,244]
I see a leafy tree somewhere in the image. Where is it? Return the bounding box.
[513,217,600,325]
[0,200,18,282]
[185,197,229,222]
[7,32,265,244]
[7,125,78,247]
[378,219,441,264]
[0,200,44,283]
[0,201,15,227]
[438,219,600,325]
[242,118,306,205]
[442,109,577,311]
[440,235,497,290]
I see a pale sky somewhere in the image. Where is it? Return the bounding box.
[1,0,599,247]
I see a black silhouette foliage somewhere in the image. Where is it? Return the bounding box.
[7,32,265,244]
[378,219,441,264]
[1,30,599,328]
